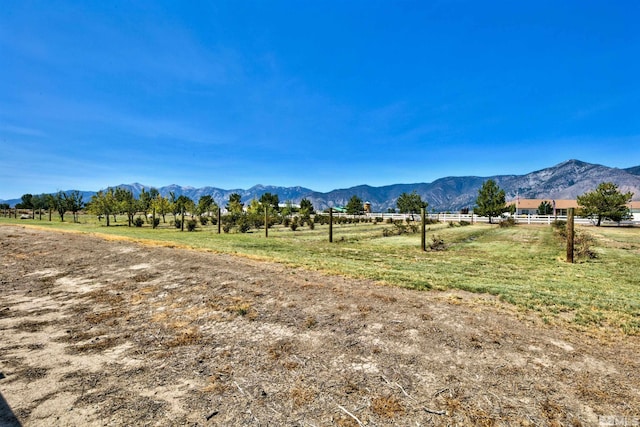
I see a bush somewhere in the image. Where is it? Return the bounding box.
[290,217,299,231]
[575,231,597,259]
[152,218,160,228]
[308,220,315,230]
[499,217,516,228]
[429,235,446,251]
[459,220,471,226]
[186,219,197,232]
[174,219,182,229]
[200,216,209,226]
[283,217,291,227]
[222,223,231,233]
[237,216,251,233]
[133,216,144,227]
[551,220,567,239]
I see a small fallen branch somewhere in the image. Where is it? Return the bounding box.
[337,404,364,426]
[423,407,446,416]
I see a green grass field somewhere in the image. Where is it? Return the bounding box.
[2,214,639,334]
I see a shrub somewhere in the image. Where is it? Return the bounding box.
[133,216,144,227]
[174,219,182,229]
[222,223,232,233]
[283,217,291,227]
[459,220,471,226]
[499,217,516,228]
[200,216,209,226]
[186,219,197,232]
[152,218,160,228]
[429,235,446,251]
[575,231,597,259]
[552,220,567,238]
[237,216,251,233]
[290,217,299,231]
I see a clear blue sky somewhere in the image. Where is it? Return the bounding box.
[1,1,639,200]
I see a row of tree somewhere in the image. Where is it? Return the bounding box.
[8,182,633,228]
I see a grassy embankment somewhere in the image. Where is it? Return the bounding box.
[2,215,639,334]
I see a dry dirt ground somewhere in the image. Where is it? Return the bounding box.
[1,225,639,426]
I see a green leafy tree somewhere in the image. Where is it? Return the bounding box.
[346,195,364,215]
[169,191,179,219]
[18,194,33,210]
[226,193,244,215]
[397,191,428,214]
[88,189,117,226]
[475,179,507,224]
[299,198,315,216]
[115,188,137,226]
[31,194,46,219]
[44,194,56,221]
[537,201,553,215]
[197,195,215,217]
[54,192,67,221]
[175,195,193,231]
[577,182,633,226]
[152,195,171,223]
[139,188,152,221]
[259,192,280,213]
[65,190,84,222]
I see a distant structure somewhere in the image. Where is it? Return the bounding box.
[364,202,371,214]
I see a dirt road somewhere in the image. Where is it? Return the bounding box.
[1,225,638,426]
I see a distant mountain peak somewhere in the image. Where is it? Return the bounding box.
[2,160,639,210]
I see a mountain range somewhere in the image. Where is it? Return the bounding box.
[2,160,639,212]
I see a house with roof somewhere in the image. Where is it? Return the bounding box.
[507,199,640,221]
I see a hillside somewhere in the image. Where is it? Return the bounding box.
[2,160,639,212]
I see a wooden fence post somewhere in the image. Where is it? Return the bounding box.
[421,208,426,252]
[566,208,574,263]
[217,207,221,234]
[265,206,268,238]
[329,208,333,243]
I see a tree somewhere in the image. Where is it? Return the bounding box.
[18,194,33,210]
[197,195,215,217]
[299,198,315,216]
[88,189,116,226]
[346,195,364,215]
[259,192,280,213]
[152,195,171,223]
[175,195,193,231]
[115,188,137,226]
[31,194,45,219]
[54,192,67,221]
[397,191,428,215]
[44,194,56,221]
[475,180,507,224]
[227,193,244,215]
[537,201,553,215]
[65,190,84,222]
[139,188,152,221]
[577,182,633,226]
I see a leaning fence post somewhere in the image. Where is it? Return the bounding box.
[566,208,574,263]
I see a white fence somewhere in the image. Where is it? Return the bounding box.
[329,212,639,226]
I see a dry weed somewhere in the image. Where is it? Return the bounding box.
[371,395,404,417]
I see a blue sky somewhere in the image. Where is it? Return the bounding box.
[1,1,639,200]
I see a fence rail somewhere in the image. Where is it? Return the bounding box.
[328,212,639,226]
